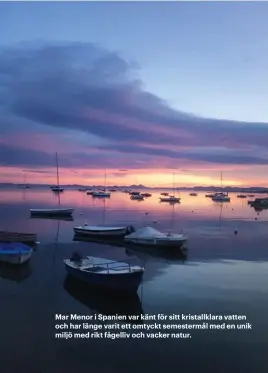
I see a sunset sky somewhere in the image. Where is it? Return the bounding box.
[1,2,268,187]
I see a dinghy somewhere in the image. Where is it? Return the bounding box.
[130,194,144,200]
[74,224,135,237]
[141,193,152,197]
[124,226,187,248]
[0,231,37,244]
[0,243,33,264]
[64,254,144,293]
[237,194,247,198]
[30,208,73,217]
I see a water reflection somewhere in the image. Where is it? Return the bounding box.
[64,275,144,319]
[0,262,31,283]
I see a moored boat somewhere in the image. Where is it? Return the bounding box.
[73,224,135,237]
[92,191,111,197]
[160,195,181,203]
[64,254,144,293]
[124,226,187,248]
[0,231,37,244]
[140,193,152,197]
[30,208,73,217]
[189,192,198,196]
[0,243,33,265]
[237,194,247,198]
[130,194,144,200]
[212,194,230,202]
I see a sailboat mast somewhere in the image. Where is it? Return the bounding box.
[104,168,107,191]
[56,152,60,187]
[221,171,222,189]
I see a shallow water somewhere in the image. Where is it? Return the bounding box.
[0,187,268,372]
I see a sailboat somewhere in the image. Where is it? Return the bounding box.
[18,173,30,189]
[51,153,64,192]
[159,173,181,203]
[211,172,230,202]
[30,153,74,217]
[92,169,111,197]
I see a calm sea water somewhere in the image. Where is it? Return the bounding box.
[1,187,268,372]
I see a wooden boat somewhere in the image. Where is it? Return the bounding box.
[130,194,144,200]
[74,224,135,237]
[124,227,188,248]
[64,254,144,293]
[30,208,73,217]
[0,231,37,244]
[0,243,33,264]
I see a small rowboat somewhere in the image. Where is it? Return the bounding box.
[0,243,33,265]
[0,231,37,244]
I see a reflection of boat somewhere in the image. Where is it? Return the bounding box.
[64,254,144,293]
[64,275,144,319]
[0,231,37,244]
[30,208,73,217]
[0,243,33,264]
[0,262,31,282]
[125,246,187,261]
[73,234,124,246]
[30,215,73,221]
[74,224,135,237]
[130,194,144,200]
[124,227,188,249]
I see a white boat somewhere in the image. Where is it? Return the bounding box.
[31,208,74,216]
[30,153,74,217]
[160,195,181,203]
[160,173,181,203]
[0,243,33,265]
[130,194,144,200]
[64,254,144,293]
[74,224,135,237]
[124,226,187,248]
[212,194,230,202]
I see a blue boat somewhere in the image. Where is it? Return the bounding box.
[0,242,33,265]
[63,254,144,293]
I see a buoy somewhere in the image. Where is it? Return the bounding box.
[234,230,238,235]
[145,212,148,215]
[255,217,257,220]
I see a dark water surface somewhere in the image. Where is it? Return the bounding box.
[1,188,268,372]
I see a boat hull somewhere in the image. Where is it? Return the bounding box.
[30,208,73,217]
[160,198,181,202]
[64,264,143,293]
[73,226,132,238]
[0,252,32,265]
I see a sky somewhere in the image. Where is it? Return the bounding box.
[0,1,268,187]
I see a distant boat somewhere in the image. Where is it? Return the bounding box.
[130,194,144,200]
[51,153,64,192]
[211,173,230,202]
[237,194,247,198]
[78,188,88,192]
[160,173,181,203]
[92,169,111,197]
[18,173,30,189]
[129,191,140,196]
[30,152,74,217]
[124,227,187,249]
[140,193,152,197]
[74,224,135,238]
[64,254,144,293]
[189,192,198,196]
[0,231,37,244]
[247,194,255,197]
[160,192,169,196]
[0,243,33,264]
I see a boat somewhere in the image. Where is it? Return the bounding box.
[74,224,135,237]
[0,243,33,264]
[64,275,144,319]
[211,173,230,202]
[18,173,30,189]
[0,231,37,244]
[30,208,73,217]
[160,173,181,203]
[124,226,187,248]
[86,190,94,195]
[189,192,198,196]
[78,188,88,192]
[249,197,268,208]
[130,194,144,200]
[63,254,144,293]
[237,194,247,198]
[205,193,216,198]
[30,152,74,217]
[92,191,111,197]
[140,193,152,197]
[129,191,140,196]
[160,192,169,196]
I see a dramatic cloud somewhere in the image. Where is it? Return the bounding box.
[1,41,268,171]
